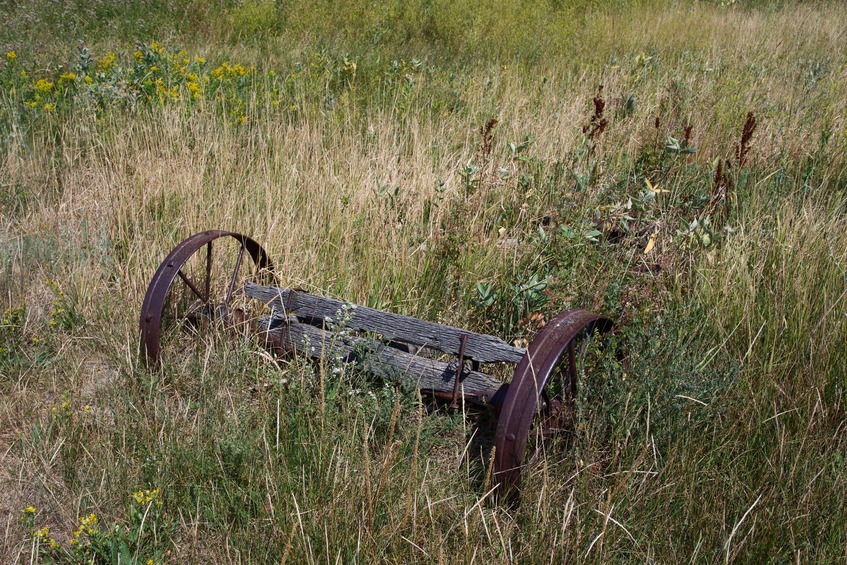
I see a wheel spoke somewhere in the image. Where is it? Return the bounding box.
[567,341,577,401]
[225,243,246,305]
[178,270,207,303]
[205,241,213,302]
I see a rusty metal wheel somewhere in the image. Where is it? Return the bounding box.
[493,309,613,498]
[139,230,274,367]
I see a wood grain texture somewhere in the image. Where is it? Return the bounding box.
[245,283,526,364]
[255,315,505,399]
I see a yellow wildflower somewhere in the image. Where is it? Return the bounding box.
[76,512,99,535]
[34,79,54,93]
[20,70,28,78]
[84,76,93,85]
[24,506,36,514]
[186,81,201,99]
[43,103,55,113]
[59,71,76,83]
[34,527,51,544]
[98,52,116,72]
[134,50,143,61]
[6,51,16,62]
[237,115,247,125]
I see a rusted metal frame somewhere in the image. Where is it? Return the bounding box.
[449,335,469,410]
[567,341,577,414]
[429,384,507,409]
[143,230,623,506]
[492,309,613,498]
[177,270,207,304]
[140,230,273,366]
[225,243,246,305]
[205,241,212,302]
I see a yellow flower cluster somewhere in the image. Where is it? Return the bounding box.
[49,306,64,328]
[69,514,97,547]
[152,78,182,100]
[52,401,70,414]
[98,52,116,72]
[34,526,59,549]
[11,42,271,123]
[20,505,37,525]
[6,51,16,62]
[133,488,163,506]
[211,61,253,81]
[72,513,98,543]
[186,79,202,99]
[34,79,54,93]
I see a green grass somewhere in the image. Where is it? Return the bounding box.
[2,0,846,562]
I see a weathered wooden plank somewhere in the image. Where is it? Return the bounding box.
[255,315,505,400]
[245,283,526,364]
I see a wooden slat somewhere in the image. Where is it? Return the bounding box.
[245,283,526,364]
[255,315,505,399]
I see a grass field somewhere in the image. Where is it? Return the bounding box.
[1,0,846,562]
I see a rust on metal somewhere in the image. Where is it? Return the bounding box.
[429,384,507,410]
[493,309,613,498]
[449,334,469,410]
[141,230,615,500]
[139,230,273,366]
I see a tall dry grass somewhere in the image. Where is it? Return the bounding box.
[1,0,846,562]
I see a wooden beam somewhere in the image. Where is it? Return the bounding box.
[245,283,526,364]
[255,315,505,401]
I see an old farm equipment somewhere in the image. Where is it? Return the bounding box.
[139,230,613,497]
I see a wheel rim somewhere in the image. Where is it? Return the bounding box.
[139,230,274,366]
[493,309,613,498]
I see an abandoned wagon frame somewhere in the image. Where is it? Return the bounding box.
[140,230,614,498]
